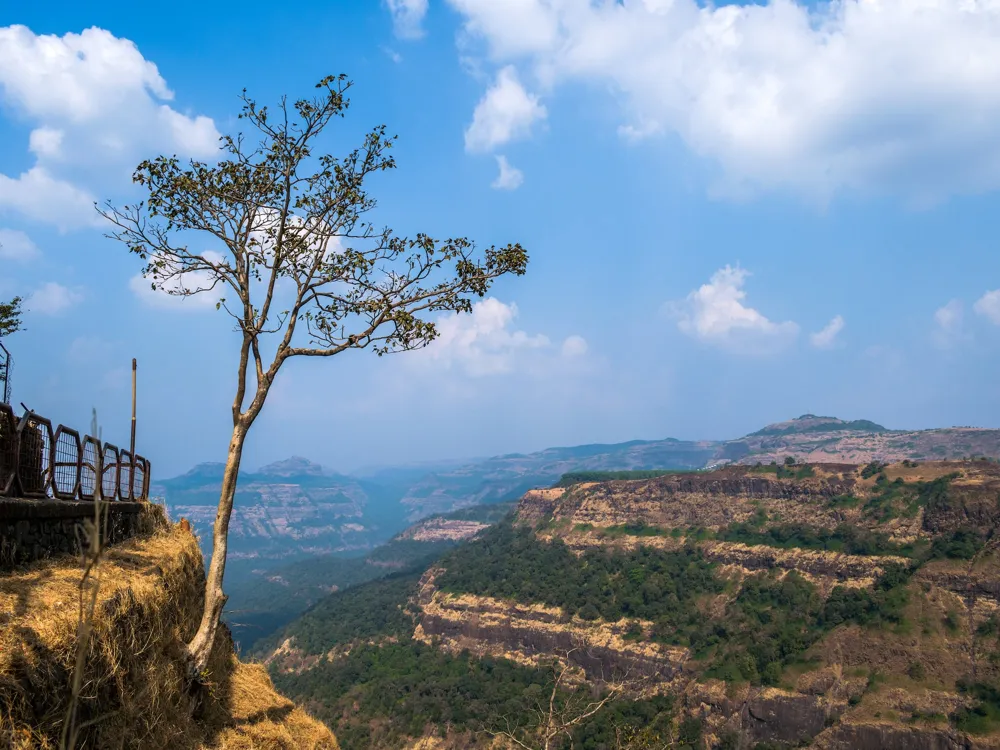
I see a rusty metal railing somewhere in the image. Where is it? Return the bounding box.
[0,343,10,405]
[0,403,151,501]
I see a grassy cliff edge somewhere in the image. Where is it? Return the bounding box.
[0,510,337,750]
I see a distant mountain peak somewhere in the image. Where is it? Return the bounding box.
[749,415,888,438]
[178,462,227,478]
[256,456,327,477]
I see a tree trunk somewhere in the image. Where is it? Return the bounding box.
[185,421,248,679]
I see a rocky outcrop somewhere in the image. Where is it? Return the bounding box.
[557,530,906,588]
[399,519,490,543]
[414,568,688,683]
[677,681,847,747]
[518,466,861,530]
[812,723,993,750]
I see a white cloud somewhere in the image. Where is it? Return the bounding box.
[974,290,1000,325]
[933,299,968,348]
[561,335,588,357]
[809,315,845,350]
[381,46,403,64]
[0,167,99,231]
[28,127,63,158]
[447,0,1000,202]
[464,66,546,153]
[27,281,83,315]
[385,0,429,40]
[618,120,663,144]
[491,155,524,190]
[0,228,39,261]
[419,297,550,376]
[0,25,219,228]
[673,266,798,354]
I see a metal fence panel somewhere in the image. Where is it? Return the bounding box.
[0,403,16,496]
[119,449,133,501]
[0,407,151,502]
[80,435,101,501]
[101,444,121,501]
[16,414,52,498]
[52,425,82,500]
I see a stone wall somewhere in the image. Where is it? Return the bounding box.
[0,497,167,571]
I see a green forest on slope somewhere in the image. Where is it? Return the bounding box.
[267,466,1000,748]
[228,502,514,651]
[436,522,915,683]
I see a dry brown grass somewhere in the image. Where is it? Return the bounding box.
[0,519,337,750]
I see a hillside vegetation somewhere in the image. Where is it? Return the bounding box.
[263,460,1000,749]
[0,513,337,750]
[226,503,513,652]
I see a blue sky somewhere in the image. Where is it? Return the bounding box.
[2,0,1000,478]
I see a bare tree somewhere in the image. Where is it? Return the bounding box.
[486,651,635,750]
[99,75,528,680]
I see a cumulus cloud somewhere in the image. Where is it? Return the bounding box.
[491,155,524,190]
[425,297,550,375]
[0,25,219,228]
[618,120,663,144]
[385,0,428,39]
[673,266,798,354]
[447,0,1000,202]
[809,315,845,350]
[0,167,99,231]
[418,297,552,376]
[464,66,546,153]
[933,299,968,348]
[27,281,83,315]
[0,228,39,261]
[561,335,588,357]
[974,290,1000,325]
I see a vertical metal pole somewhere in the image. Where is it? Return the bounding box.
[130,359,137,462]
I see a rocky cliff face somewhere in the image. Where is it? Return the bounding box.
[154,458,375,564]
[413,566,689,684]
[730,415,1000,468]
[398,518,490,543]
[405,461,1000,749]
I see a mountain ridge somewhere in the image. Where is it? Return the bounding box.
[153,415,1000,584]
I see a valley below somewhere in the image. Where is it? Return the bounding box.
[147,414,1000,748]
[258,458,1000,749]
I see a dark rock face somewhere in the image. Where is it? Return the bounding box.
[420,608,683,681]
[922,480,1000,534]
[744,693,837,745]
[817,723,972,750]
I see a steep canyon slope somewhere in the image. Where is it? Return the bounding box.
[266,460,1000,749]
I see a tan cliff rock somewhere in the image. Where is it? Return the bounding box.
[398,519,491,543]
